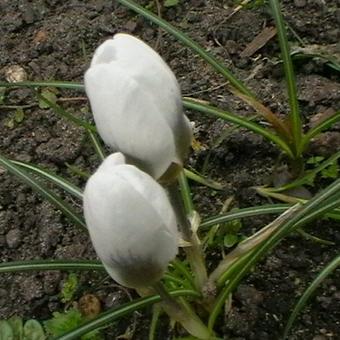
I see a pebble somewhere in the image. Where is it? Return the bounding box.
[6,228,22,248]
[235,285,264,306]
[5,65,28,83]
[104,291,126,308]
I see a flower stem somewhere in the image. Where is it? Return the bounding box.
[167,180,208,291]
[152,282,213,339]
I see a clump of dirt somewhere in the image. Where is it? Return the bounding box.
[0,0,339,339]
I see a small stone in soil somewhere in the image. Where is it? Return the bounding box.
[6,228,22,248]
[235,284,264,306]
[104,291,126,308]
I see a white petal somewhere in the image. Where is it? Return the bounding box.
[85,63,179,179]
[83,155,178,288]
[91,34,192,148]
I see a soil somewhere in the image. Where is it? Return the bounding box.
[0,0,339,339]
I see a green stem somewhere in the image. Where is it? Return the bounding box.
[167,181,208,291]
[152,282,213,339]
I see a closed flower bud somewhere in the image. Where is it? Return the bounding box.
[84,33,192,181]
[83,153,179,288]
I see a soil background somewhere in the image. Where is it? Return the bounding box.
[0,0,339,339]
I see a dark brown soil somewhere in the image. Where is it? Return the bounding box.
[0,1,339,339]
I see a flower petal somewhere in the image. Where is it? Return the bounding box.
[83,154,178,288]
[85,63,178,178]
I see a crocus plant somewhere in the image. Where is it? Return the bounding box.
[84,34,214,338]
[0,1,339,339]
[81,31,337,339]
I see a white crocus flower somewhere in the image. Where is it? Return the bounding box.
[83,153,179,289]
[84,33,192,181]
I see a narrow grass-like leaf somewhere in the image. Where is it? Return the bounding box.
[183,98,294,158]
[208,179,340,330]
[207,250,255,330]
[268,150,340,193]
[0,81,84,91]
[0,260,104,273]
[54,289,200,340]
[200,204,291,229]
[209,204,302,285]
[0,153,86,229]
[269,0,302,154]
[303,111,340,148]
[256,187,340,220]
[283,255,340,339]
[36,91,96,132]
[231,89,292,142]
[184,168,224,190]
[11,160,83,199]
[2,79,295,158]
[148,305,162,340]
[117,0,253,97]
[88,130,106,161]
[178,170,194,215]
[297,229,334,246]
[170,260,195,289]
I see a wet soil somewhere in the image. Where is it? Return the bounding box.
[0,0,339,339]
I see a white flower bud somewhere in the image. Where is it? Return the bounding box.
[84,33,192,180]
[83,153,179,288]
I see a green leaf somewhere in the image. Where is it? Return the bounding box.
[178,171,194,216]
[321,162,338,179]
[0,153,86,230]
[8,316,23,340]
[45,309,102,340]
[23,320,45,340]
[164,0,179,7]
[270,151,340,192]
[0,320,14,340]
[38,88,58,109]
[88,131,106,162]
[12,160,83,200]
[15,108,25,123]
[269,0,302,155]
[307,156,324,165]
[45,309,83,337]
[224,234,239,248]
[36,91,96,132]
[302,112,340,151]
[61,273,79,303]
[283,255,340,339]
[184,168,224,190]
[208,179,340,330]
[183,98,294,158]
[0,81,84,91]
[200,204,291,230]
[53,290,199,340]
[5,117,15,129]
[116,0,253,97]
[0,260,104,274]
